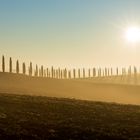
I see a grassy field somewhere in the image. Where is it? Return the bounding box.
[1,72,140,105]
[0,93,140,139]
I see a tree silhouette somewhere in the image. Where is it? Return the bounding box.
[60,70,63,79]
[39,68,41,77]
[88,68,90,78]
[107,68,109,76]
[35,64,38,76]
[9,57,12,73]
[98,68,101,77]
[54,69,56,78]
[51,66,54,78]
[41,65,44,77]
[93,68,96,77]
[46,68,49,78]
[73,69,76,79]
[64,68,67,79]
[111,68,113,76]
[16,60,19,74]
[2,55,5,72]
[105,68,107,77]
[128,66,131,76]
[134,66,137,84]
[78,69,80,78]
[44,70,46,77]
[116,67,119,76]
[68,70,71,79]
[56,69,58,79]
[22,62,26,74]
[83,68,85,78]
[58,68,61,79]
[29,62,32,76]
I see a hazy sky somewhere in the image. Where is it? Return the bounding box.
[1,0,140,69]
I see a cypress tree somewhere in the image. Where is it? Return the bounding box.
[9,57,12,73]
[22,62,26,74]
[64,68,67,79]
[134,66,137,84]
[2,55,5,72]
[68,70,71,79]
[105,68,107,77]
[88,68,90,78]
[51,66,54,78]
[107,68,109,76]
[93,68,96,77]
[29,62,32,76]
[128,66,131,76]
[56,69,58,79]
[35,64,38,76]
[46,68,49,78]
[41,65,44,77]
[78,69,80,78]
[39,68,41,77]
[73,69,76,79]
[60,70,63,79]
[16,60,19,74]
[111,68,113,76]
[54,69,56,78]
[58,68,61,79]
[44,70,46,77]
[83,68,85,78]
[116,67,118,76]
[97,68,99,77]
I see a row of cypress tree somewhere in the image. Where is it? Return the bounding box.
[1,55,139,79]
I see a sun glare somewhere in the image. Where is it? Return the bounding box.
[125,26,140,43]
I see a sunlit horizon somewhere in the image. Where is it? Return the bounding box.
[1,0,140,68]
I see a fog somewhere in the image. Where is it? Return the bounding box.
[1,72,140,105]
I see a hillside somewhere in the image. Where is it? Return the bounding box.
[0,93,140,139]
[0,72,140,105]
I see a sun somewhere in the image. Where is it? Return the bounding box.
[125,26,140,43]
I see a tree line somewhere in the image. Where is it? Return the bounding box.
[1,55,139,80]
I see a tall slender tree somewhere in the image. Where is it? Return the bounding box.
[111,68,113,76]
[35,64,38,76]
[83,68,85,78]
[64,68,67,79]
[2,55,5,72]
[78,69,80,78]
[29,62,32,76]
[56,69,58,79]
[44,70,46,77]
[60,70,63,79]
[134,66,137,84]
[73,69,76,79]
[9,57,12,73]
[88,68,90,78]
[16,60,19,74]
[116,67,119,76]
[41,65,44,77]
[51,66,54,78]
[68,70,71,79]
[107,68,109,76]
[46,68,49,78]
[93,68,96,77]
[58,68,61,79]
[128,66,131,76]
[22,62,26,74]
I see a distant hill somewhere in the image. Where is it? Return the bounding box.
[0,72,140,105]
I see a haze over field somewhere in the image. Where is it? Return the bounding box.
[0,72,140,105]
